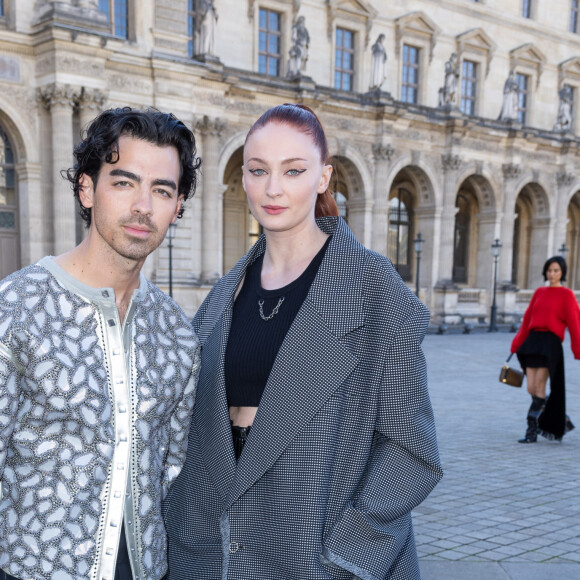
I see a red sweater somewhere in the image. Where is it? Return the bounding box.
[511,286,580,359]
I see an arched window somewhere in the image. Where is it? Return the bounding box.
[388,188,413,281]
[452,193,470,283]
[0,125,19,278]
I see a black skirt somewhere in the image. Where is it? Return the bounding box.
[516,331,573,440]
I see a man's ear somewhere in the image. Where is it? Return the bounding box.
[78,174,95,209]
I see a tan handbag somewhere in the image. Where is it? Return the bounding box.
[499,353,524,387]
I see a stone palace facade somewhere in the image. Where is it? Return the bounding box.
[1,0,580,319]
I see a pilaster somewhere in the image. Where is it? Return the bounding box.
[370,143,394,255]
[195,115,226,284]
[37,82,79,255]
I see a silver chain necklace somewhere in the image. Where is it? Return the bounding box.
[258,296,285,321]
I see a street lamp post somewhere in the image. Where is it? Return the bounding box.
[558,242,569,261]
[414,233,425,296]
[167,222,177,298]
[488,238,502,332]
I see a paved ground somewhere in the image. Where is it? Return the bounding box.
[414,331,580,580]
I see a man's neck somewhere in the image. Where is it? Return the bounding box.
[54,240,143,323]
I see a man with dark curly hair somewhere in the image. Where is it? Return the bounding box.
[0,108,201,580]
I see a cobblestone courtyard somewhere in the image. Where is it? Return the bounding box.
[415,331,580,579]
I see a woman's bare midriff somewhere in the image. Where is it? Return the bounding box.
[229,406,258,428]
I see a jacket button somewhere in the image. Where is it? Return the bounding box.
[228,542,239,554]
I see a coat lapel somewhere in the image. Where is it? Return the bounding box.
[194,240,266,505]
[227,218,365,507]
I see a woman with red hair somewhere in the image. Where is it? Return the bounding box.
[165,104,442,579]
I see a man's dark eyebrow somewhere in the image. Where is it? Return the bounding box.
[152,178,177,191]
[109,169,177,191]
[109,168,141,182]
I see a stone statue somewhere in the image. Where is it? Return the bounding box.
[554,85,573,132]
[287,16,310,77]
[369,34,387,90]
[196,0,218,56]
[498,70,519,122]
[438,53,459,107]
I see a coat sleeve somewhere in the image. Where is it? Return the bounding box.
[511,290,537,353]
[0,349,22,480]
[321,303,443,580]
[565,289,580,359]
[161,342,201,497]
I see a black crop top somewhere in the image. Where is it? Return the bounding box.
[224,236,331,407]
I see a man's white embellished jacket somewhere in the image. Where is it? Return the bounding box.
[0,257,200,580]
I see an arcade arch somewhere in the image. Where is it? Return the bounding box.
[0,124,20,278]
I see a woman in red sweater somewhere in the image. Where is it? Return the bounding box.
[511,256,579,442]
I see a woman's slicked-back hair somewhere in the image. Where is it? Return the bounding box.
[245,103,339,218]
[542,255,567,281]
[64,107,201,227]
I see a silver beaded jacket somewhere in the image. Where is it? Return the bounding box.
[0,257,200,580]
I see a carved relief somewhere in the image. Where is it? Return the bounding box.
[107,74,153,95]
[194,115,227,137]
[441,153,462,172]
[556,171,575,187]
[502,163,522,180]
[78,87,108,112]
[37,83,80,110]
[372,143,395,161]
[36,54,104,78]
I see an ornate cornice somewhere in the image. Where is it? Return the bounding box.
[502,163,522,180]
[372,143,395,161]
[441,153,462,172]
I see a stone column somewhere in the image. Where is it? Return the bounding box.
[370,143,394,255]
[38,83,79,255]
[554,171,575,251]
[528,217,551,288]
[498,162,522,284]
[195,115,226,284]
[435,154,462,284]
[14,162,44,265]
[78,88,107,134]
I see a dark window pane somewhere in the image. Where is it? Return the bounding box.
[336,28,343,46]
[269,11,279,30]
[259,54,267,74]
[268,58,278,76]
[269,35,278,53]
[98,0,109,19]
[259,9,267,29]
[114,0,128,38]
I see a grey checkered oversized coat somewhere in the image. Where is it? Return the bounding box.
[164,217,442,580]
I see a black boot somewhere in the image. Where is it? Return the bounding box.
[518,396,546,443]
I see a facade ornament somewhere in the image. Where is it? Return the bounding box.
[553,85,573,132]
[196,0,218,56]
[372,143,395,161]
[36,83,79,110]
[369,34,387,91]
[438,52,459,108]
[502,163,522,180]
[78,87,107,112]
[194,115,226,137]
[287,16,310,77]
[441,153,462,172]
[556,171,575,187]
[498,70,519,121]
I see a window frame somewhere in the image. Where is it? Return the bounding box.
[257,6,283,77]
[334,27,355,92]
[521,0,533,18]
[187,0,196,57]
[571,0,579,33]
[98,0,130,40]
[401,44,420,104]
[460,59,478,116]
[515,72,530,124]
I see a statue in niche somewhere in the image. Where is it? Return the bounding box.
[196,0,218,56]
[498,70,519,121]
[554,85,573,132]
[287,16,310,77]
[369,34,387,90]
[438,53,459,107]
